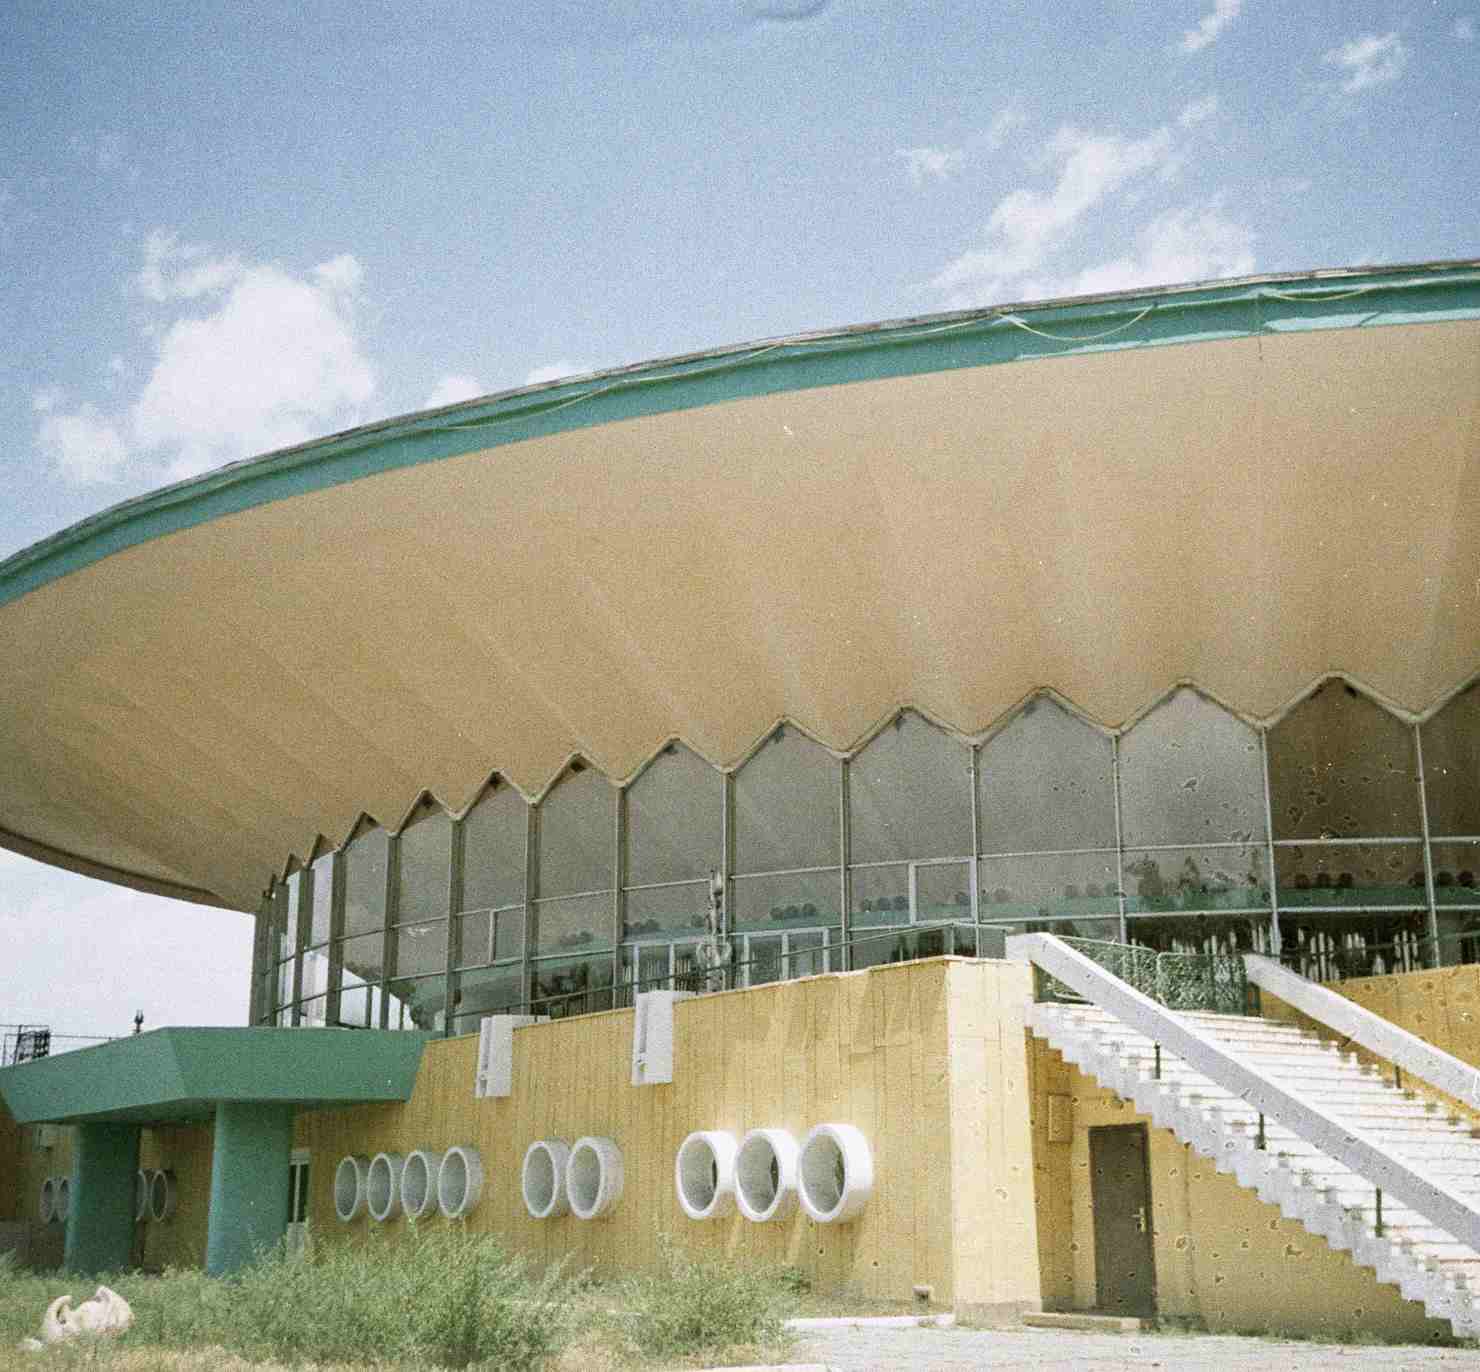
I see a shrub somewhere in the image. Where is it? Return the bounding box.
[618,1237,792,1361]
[223,1226,570,1370]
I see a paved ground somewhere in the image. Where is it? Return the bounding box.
[792,1325,1480,1370]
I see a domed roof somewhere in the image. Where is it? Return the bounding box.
[2,261,1477,910]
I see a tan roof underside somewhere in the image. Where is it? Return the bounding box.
[2,322,1478,910]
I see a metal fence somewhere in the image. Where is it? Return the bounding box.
[1033,936,1256,1016]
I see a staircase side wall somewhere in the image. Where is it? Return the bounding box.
[1030,1039,1453,1340]
[1263,964,1480,1128]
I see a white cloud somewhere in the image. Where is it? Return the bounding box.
[1032,205,1256,299]
[423,374,486,409]
[896,146,965,185]
[1178,94,1219,127]
[930,120,1178,307]
[1455,16,1475,41]
[1179,0,1242,53]
[525,361,591,385]
[36,404,131,485]
[135,230,246,302]
[986,108,1027,151]
[32,387,63,414]
[40,234,376,487]
[1323,32,1408,94]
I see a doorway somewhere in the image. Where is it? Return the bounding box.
[1088,1123,1156,1316]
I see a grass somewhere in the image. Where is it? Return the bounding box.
[0,1235,802,1371]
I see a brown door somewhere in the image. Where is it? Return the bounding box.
[1089,1123,1156,1316]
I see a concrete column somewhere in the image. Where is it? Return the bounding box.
[64,1123,139,1274]
[205,1102,294,1276]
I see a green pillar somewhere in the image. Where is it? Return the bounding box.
[64,1123,139,1274]
[205,1102,294,1276]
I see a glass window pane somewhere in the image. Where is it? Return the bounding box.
[455,910,493,969]
[978,853,1120,920]
[1277,913,1428,980]
[397,808,452,925]
[387,972,445,1030]
[732,871,838,932]
[339,931,383,995]
[744,934,784,986]
[624,882,711,940]
[538,765,613,898]
[532,891,611,957]
[299,994,328,1027]
[301,947,332,1001]
[462,782,527,912]
[1275,841,1424,908]
[284,870,303,953]
[1433,841,1480,907]
[344,825,389,940]
[734,727,839,874]
[1269,682,1420,840]
[915,862,972,924]
[1421,685,1480,837]
[533,952,615,1018]
[788,930,828,978]
[309,851,334,947]
[849,712,971,862]
[396,919,447,978]
[627,744,723,886]
[850,864,910,928]
[1119,688,1266,847]
[453,964,524,1025]
[1122,847,1270,914]
[979,696,1115,853]
[1126,915,1275,956]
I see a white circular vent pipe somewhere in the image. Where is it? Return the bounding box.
[675,1130,738,1220]
[39,1177,56,1224]
[335,1155,369,1222]
[135,1169,151,1222]
[735,1129,799,1222]
[55,1177,71,1223]
[797,1123,873,1224]
[150,1169,178,1222]
[522,1140,571,1219]
[367,1152,406,1222]
[438,1146,484,1219]
[400,1150,439,1221]
[567,1136,623,1220]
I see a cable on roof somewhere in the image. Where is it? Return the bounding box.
[995,304,1155,344]
[1259,285,1377,303]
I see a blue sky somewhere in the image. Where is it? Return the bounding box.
[1,0,1476,1038]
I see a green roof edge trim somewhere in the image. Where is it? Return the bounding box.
[2,260,1477,613]
[0,1026,431,1124]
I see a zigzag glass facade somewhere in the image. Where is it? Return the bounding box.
[252,679,1480,1032]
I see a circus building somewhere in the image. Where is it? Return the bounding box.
[3,259,1480,1338]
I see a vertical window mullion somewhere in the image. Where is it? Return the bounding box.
[443,816,464,1038]
[839,758,852,973]
[523,801,538,1012]
[1111,734,1128,944]
[1415,723,1441,966]
[1259,729,1281,957]
[613,785,627,1004]
[379,833,400,1030]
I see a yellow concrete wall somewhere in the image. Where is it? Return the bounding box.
[1029,1039,1453,1340]
[296,957,1042,1312]
[139,1123,214,1270]
[942,958,1041,1315]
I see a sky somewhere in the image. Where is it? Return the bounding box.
[1,0,1476,1044]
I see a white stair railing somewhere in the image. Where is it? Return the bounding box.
[1007,932,1480,1253]
[1245,954,1480,1112]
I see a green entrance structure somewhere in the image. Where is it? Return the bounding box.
[0,1028,428,1274]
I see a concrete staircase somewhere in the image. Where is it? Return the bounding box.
[1030,998,1480,1336]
